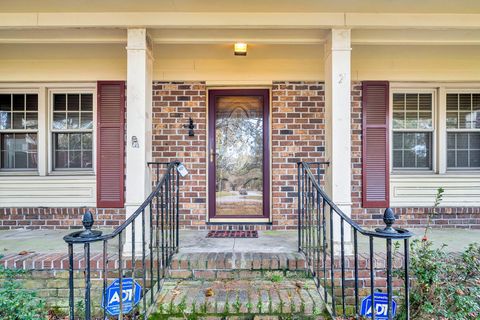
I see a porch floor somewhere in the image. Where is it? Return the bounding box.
[0,227,479,257]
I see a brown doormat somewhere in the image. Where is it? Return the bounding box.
[207,230,258,238]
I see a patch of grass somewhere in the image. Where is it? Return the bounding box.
[200,302,207,314]
[177,295,187,314]
[270,274,284,283]
[256,297,263,313]
[246,301,253,313]
[233,296,242,313]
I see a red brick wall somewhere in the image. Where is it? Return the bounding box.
[151,81,326,230]
[271,81,326,229]
[351,81,480,229]
[152,81,208,229]
[0,207,125,230]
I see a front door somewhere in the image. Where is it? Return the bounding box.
[208,89,270,221]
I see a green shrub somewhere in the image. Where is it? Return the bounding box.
[0,266,47,320]
[398,240,480,319]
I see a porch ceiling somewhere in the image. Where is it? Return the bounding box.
[1,0,480,14]
[1,28,480,46]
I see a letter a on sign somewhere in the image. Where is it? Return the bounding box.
[360,292,397,320]
[102,278,142,316]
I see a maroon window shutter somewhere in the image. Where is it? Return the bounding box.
[362,81,390,208]
[97,81,125,208]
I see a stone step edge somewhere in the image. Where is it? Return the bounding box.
[167,269,308,280]
[170,252,306,271]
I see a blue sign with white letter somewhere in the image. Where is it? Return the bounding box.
[360,292,397,320]
[101,278,142,316]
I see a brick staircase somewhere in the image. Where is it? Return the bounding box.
[150,252,327,319]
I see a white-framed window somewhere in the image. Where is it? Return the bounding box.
[0,84,96,176]
[445,92,480,169]
[391,85,480,174]
[50,92,94,171]
[0,92,39,171]
[392,90,435,171]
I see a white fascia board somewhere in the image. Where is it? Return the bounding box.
[0,12,479,29]
[352,29,480,46]
[36,12,345,28]
[0,12,344,28]
[346,13,480,29]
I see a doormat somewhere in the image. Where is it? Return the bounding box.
[207,230,258,238]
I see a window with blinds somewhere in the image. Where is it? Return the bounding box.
[392,93,433,170]
[52,93,94,170]
[0,93,38,170]
[446,93,480,169]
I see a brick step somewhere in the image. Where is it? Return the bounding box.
[168,252,307,280]
[151,279,326,319]
[170,252,307,271]
[168,268,310,280]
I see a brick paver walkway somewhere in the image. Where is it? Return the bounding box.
[151,278,326,319]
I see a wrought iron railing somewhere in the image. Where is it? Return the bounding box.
[64,161,182,319]
[297,161,413,319]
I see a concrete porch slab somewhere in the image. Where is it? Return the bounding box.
[179,230,298,254]
[0,228,116,257]
[0,227,478,258]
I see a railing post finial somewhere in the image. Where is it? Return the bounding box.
[79,210,102,238]
[376,207,398,234]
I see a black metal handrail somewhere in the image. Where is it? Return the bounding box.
[64,161,182,319]
[297,161,413,320]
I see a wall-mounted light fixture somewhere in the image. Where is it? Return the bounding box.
[184,117,195,137]
[234,42,247,56]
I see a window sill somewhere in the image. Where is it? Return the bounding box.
[0,171,39,177]
[0,171,95,178]
[48,171,95,177]
[0,174,96,181]
[391,171,435,175]
[391,171,480,177]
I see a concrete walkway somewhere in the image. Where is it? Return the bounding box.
[179,230,298,253]
[0,227,479,257]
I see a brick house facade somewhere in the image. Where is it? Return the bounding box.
[3,80,478,230]
[1,5,480,232]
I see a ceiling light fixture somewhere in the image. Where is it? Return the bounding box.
[234,42,247,56]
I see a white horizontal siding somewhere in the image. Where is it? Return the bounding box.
[390,174,480,207]
[0,176,96,207]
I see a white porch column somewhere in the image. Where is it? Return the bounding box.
[324,29,352,245]
[125,28,153,253]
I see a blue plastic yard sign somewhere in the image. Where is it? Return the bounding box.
[360,292,397,320]
[101,278,142,316]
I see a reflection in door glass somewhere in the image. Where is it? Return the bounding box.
[215,96,263,216]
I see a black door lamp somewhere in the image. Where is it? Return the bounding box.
[184,117,195,137]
